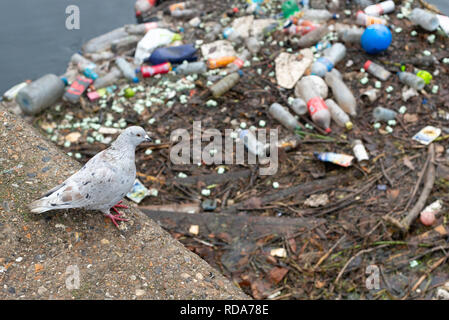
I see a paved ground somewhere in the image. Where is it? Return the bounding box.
[0,104,249,299]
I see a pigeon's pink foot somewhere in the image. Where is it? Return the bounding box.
[113,200,129,210]
[105,213,129,228]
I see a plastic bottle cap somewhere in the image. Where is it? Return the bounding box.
[325,128,332,133]
[132,77,140,83]
[237,70,244,77]
[345,122,353,130]
[364,60,373,70]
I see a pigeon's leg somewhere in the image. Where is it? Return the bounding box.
[112,200,129,210]
[104,207,129,228]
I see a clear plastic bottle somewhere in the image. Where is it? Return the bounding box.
[398,72,425,90]
[93,67,122,89]
[135,0,156,16]
[246,37,261,54]
[210,71,241,98]
[111,35,140,53]
[364,0,395,17]
[340,28,364,43]
[409,8,440,32]
[352,139,369,163]
[125,22,164,34]
[302,9,338,22]
[16,74,65,115]
[373,106,397,122]
[268,103,301,131]
[240,129,267,157]
[296,25,328,48]
[364,60,391,81]
[171,9,198,19]
[71,53,96,70]
[82,27,129,53]
[175,61,207,75]
[356,11,387,26]
[325,99,353,130]
[227,50,251,73]
[88,51,115,62]
[324,69,357,116]
[115,57,139,83]
[311,43,346,77]
[290,98,307,115]
[204,23,222,42]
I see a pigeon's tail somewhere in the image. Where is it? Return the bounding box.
[28,198,54,214]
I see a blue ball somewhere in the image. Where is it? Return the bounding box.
[361,24,392,54]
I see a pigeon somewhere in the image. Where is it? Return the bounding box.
[29,126,151,228]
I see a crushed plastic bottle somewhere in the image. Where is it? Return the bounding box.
[398,71,425,90]
[364,0,395,17]
[324,69,357,117]
[268,103,301,131]
[175,61,207,75]
[409,8,440,32]
[139,62,172,77]
[134,28,180,65]
[246,37,261,54]
[364,60,391,81]
[93,67,122,89]
[356,11,387,26]
[290,98,307,116]
[311,42,346,77]
[116,57,139,83]
[210,71,242,98]
[325,99,353,130]
[16,74,65,115]
[296,25,328,48]
[373,106,397,122]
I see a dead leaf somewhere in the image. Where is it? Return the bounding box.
[403,113,418,123]
[403,157,416,171]
[268,267,289,284]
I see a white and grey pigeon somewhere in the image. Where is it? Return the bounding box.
[29,126,151,228]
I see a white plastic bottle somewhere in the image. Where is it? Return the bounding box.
[311,43,346,77]
[364,1,395,17]
[409,8,440,32]
[373,106,397,122]
[115,57,139,83]
[324,69,357,116]
[302,9,338,22]
[16,74,65,115]
[94,67,122,89]
[290,98,307,116]
[325,99,353,130]
[340,28,364,43]
[397,72,425,90]
[356,11,387,26]
[352,139,369,163]
[364,60,391,81]
[268,103,301,131]
[175,61,207,75]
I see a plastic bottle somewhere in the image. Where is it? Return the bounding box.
[311,43,346,77]
[82,27,129,53]
[168,2,191,12]
[340,28,365,43]
[63,76,93,104]
[364,0,395,17]
[171,9,198,19]
[125,22,164,34]
[352,139,369,163]
[93,67,122,89]
[296,25,329,48]
[134,28,180,65]
[227,50,251,73]
[246,37,261,55]
[116,57,139,83]
[15,74,65,115]
[175,61,207,75]
[111,35,140,53]
[223,27,244,44]
[139,62,172,77]
[286,23,318,36]
[210,71,241,98]
[364,60,391,81]
[373,106,397,122]
[135,0,157,17]
[282,0,300,18]
[88,51,115,62]
[70,53,96,71]
[240,129,267,157]
[302,9,338,21]
[290,98,307,116]
[325,99,353,130]
[207,56,237,69]
[324,69,357,116]
[356,11,387,26]
[409,8,440,32]
[268,103,301,131]
[397,72,425,90]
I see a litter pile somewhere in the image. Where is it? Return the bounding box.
[2,0,449,299]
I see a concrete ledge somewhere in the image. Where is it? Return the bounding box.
[0,105,249,299]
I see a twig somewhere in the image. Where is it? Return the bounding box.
[313,235,346,270]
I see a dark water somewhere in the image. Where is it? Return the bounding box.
[0,0,448,94]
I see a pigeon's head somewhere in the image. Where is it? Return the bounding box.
[120,126,151,147]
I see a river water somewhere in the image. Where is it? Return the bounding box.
[0,0,447,94]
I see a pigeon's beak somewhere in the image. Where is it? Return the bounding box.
[145,135,152,142]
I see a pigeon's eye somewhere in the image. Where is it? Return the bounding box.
[136,134,141,137]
